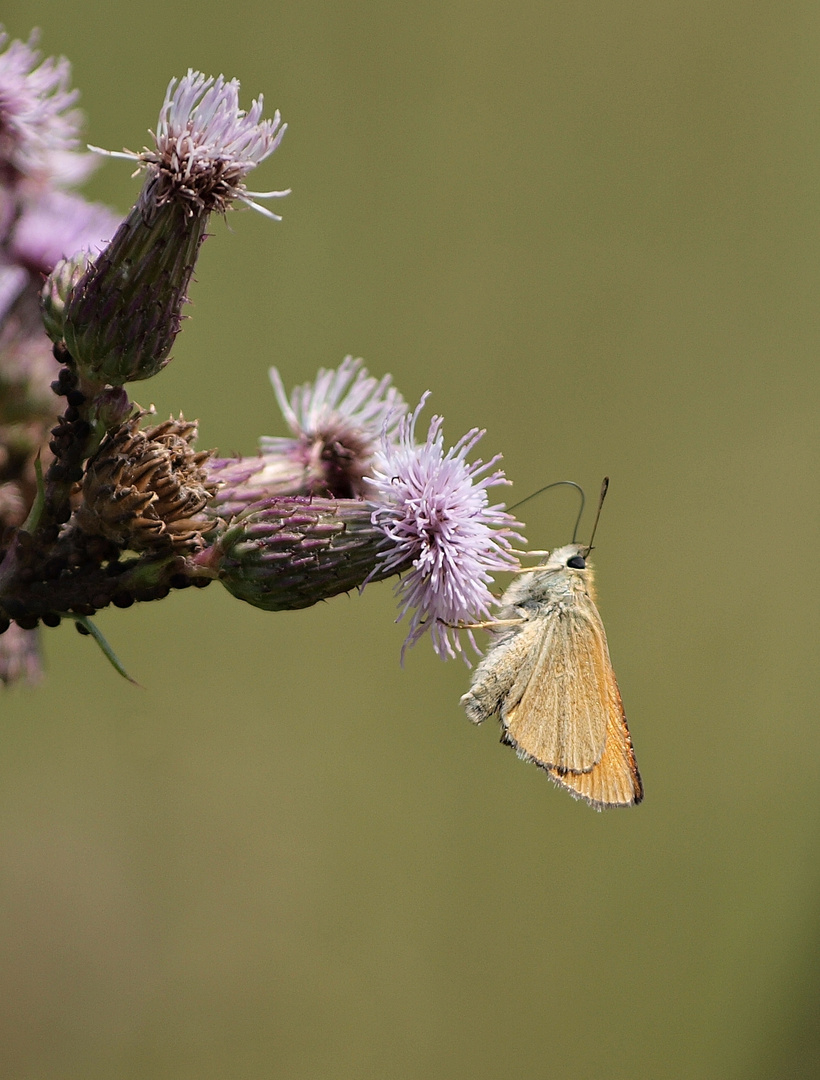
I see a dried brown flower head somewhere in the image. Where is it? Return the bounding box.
[77,412,218,552]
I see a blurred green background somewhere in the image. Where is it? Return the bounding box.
[2,2,819,1077]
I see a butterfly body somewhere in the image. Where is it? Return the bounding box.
[461,544,643,809]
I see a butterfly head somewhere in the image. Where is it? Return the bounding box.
[543,543,590,573]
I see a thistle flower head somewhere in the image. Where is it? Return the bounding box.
[11,189,120,274]
[369,395,523,661]
[0,30,93,186]
[0,623,42,686]
[61,71,288,384]
[255,357,407,498]
[95,69,289,219]
[0,262,27,323]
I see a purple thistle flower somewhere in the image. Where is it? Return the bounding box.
[62,69,288,384]
[0,30,94,187]
[0,622,42,686]
[369,395,523,661]
[253,357,408,498]
[91,69,289,219]
[267,357,406,446]
[10,188,120,274]
[0,262,27,323]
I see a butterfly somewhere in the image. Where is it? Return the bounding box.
[460,542,643,809]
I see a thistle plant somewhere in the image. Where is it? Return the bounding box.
[0,30,523,686]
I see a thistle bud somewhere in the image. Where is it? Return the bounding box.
[215,498,400,611]
[40,251,91,345]
[203,455,268,518]
[89,386,132,433]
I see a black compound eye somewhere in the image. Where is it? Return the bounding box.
[567,555,586,569]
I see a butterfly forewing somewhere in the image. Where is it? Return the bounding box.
[547,663,643,807]
[503,599,609,773]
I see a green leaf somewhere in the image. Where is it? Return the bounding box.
[21,456,46,532]
[69,614,141,686]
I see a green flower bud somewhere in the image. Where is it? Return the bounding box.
[61,201,204,384]
[40,251,91,346]
[216,498,401,611]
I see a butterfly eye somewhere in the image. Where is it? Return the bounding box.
[567,555,586,569]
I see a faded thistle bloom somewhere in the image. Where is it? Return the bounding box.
[61,70,288,385]
[0,29,94,188]
[76,413,218,552]
[369,395,522,660]
[212,357,407,506]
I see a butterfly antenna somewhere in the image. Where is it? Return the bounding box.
[508,480,586,543]
[585,477,609,553]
